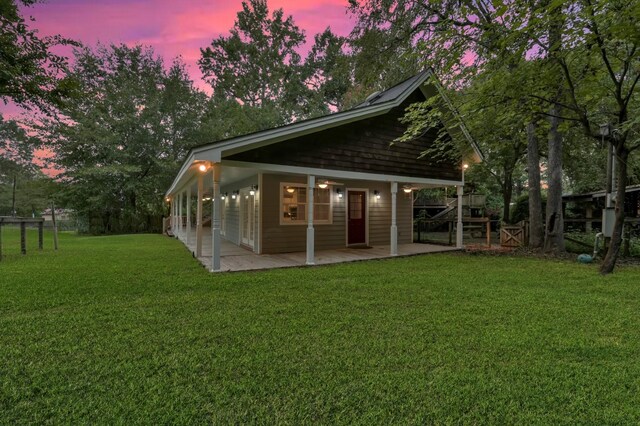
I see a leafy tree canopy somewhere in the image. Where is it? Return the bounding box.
[199,0,351,126]
[0,0,78,113]
[37,44,207,233]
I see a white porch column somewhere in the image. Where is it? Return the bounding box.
[178,192,183,237]
[211,165,222,272]
[390,181,398,256]
[170,200,175,231]
[306,175,315,265]
[173,199,178,233]
[186,186,191,245]
[456,185,464,248]
[196,173,203,257]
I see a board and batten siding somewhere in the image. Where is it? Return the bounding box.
[226,91,461,181]
[260,173,412,254]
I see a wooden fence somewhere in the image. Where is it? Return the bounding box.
[0,217,45,260]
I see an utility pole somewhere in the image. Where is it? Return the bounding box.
[601,123,614,250]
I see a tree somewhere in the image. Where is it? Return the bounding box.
[350,0,640,271]
[349,1,553,229]
[559,1,640,273]
[199,0,312,126]
[526,121,544,248]
[514,1,640,271]
[303,28,353,111]
[345,24,420,107]
[0,0,78,113]
[38,44,206,233]
[0,116,57,216]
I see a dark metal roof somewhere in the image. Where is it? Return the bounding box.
[356,72,429,107]
[563,184,640,201]
[187,70,432,152]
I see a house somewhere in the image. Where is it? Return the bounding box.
[563,184,640,232]
[165,70,482,271]
[42,208,73,222]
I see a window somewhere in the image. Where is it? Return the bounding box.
[281,183,332,225]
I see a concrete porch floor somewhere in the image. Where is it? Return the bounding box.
[173,226,460,272]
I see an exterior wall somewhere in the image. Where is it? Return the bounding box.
[260,173,412,254]
[221,175,259,251]
[226,91,461,182]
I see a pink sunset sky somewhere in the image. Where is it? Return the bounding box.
[1,0,356,119]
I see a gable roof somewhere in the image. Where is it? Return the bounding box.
[355,72,428,107]
[167,69,482,196]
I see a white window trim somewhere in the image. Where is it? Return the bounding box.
[279,181,333,226]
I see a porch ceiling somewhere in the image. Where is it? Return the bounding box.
[173,160,462,196]
[179,164,259,194]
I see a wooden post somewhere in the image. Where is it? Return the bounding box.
[52,202,59,251]
[486,219,491,247]
[390,182,398,256]
[38,221,43,250]
[306,175,315,265]
[20,221,26,255]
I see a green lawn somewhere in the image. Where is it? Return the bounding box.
[1,227,639,424]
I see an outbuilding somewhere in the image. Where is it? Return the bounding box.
[165,70,481,271]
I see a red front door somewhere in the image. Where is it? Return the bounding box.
[348,191,366,245]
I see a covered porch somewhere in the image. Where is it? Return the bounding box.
[166,161,467,272]
[173,226,459,272]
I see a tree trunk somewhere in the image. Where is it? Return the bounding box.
[527,122,544,248]
[502,172,513,223]
[544,104,565,252]
[600,146,629,274]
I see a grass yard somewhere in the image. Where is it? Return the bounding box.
[1,226,640,424]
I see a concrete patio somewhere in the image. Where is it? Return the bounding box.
[173,226,459,272]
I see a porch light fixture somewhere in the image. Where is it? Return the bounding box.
[249,185,257,196]
[232,190,239,200]
[221,192,227,200]
[403,186,412,193]
[374,190,381,200]
[286,186,295,194]
[462,163,469,184]
[336,188,343,199]
[318,181,329,189]
[165,197,170,202]
[198,163,207,172]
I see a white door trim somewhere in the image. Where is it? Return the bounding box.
[239,187,256,250]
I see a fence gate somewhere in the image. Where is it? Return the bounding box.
[500,221,528,247]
